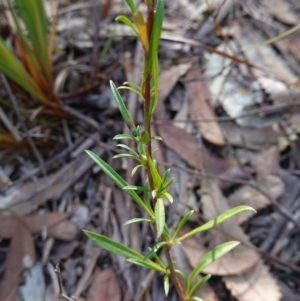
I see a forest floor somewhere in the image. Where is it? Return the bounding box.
[1,0,300,301]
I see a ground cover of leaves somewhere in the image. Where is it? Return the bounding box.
[1,0,300,300]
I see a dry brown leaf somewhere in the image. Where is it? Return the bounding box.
[255,147,280,178]
[158,123,237,174]
[224,260,282,301]
[182,182,260,276]
[284,30,300,62]
[48,220,79,241]
[228,147,284,223]
[0,212,71,239]
[261,0,298,25]
[155,64,192,120]
[186,68,225,145]
[87,269,121,301]
[171,244,219,301]
[0,150,100,215]
[228,175,284,224]
[158,124,200,168]
[0,220,36,301]
[221,120,279,148]
[238,20,300,105]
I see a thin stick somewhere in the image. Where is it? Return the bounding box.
[55,263,76,301]
[0,73,47,177]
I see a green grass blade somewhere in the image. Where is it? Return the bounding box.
[0,38,47,103]
[178,206,255,241]
[189,241,239,284]
[7,0,42,76]
[125,0,138,13]
[86,150,153,217]
[15,0,51,79]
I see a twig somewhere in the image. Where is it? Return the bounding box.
[154,99,300,124]
[0,73,47,177]
[0,106,21,141]
[55,263,76,301]
[62,104,105,132]
[2,136,84,189]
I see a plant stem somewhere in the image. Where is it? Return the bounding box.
[142,2,187,300]
[163,239,187,301]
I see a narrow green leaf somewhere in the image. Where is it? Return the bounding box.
[84,230,143,260]
[161,169,171,187]
[118,86,145,100]
[123,81,141,92]
[127,259,165,273]
[173,210,194,240]
[144,181,152,212]
[162,225,171,240]
[134,12,149,51]
[7,0,43,77]
[112,153,139,160]
[147,156,163,189]
[144,241,167,260]
[116,144,139,157]
[175,269,188,289]
[116,15,139,36]
[166,263,175,271]
[110,81,136,132]
[131,164,143,176]
[189,241,240,284]
[125,0,138,13]
[188,274,211,298]
[0,38,47,103]
[152,251,166,269]
[152,0,165,49]
[124,218,151,225]
[141,0,164,90]
[85,150,153,217]
[178,206,255,241]
[152,135,162,140]
[162,177,174,190]
[191,297,204,301]
[162,192,173,203]
[150,53,159,113]
[123,185,147,191]
[15,0,51,80]
[155,198,165,238]
[164,275,170,296]
[113,134,135,140]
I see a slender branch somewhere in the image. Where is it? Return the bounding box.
[163,239,187,301]
[55,263,76,301]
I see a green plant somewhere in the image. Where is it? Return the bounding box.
[0,0,67,117]
[84,0,255,300]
